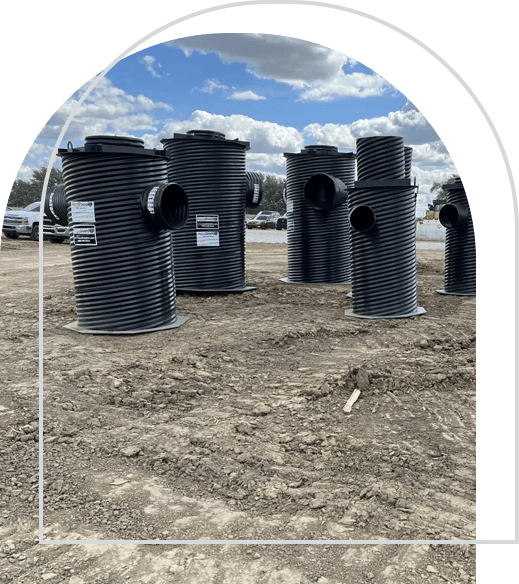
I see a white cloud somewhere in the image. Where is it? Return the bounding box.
[298,72,390,102]
[37,76,172,142]
[168,33,390,101]
[15,165,37,181]
[200,78,228,94]
[139,55,162,78]
[303,123,356,149]
[407,141,453,166]
[25,142,53,160]
[304,101,440,147]
[143,109,304,155]
[246,153,286,174]
[228,90,266,101]
[413,166,458,197]
[17,77,173,180]
[350,108,437,144]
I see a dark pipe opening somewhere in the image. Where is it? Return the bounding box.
[305,174,334,209]
[159,183,189,230]
[142,183,189,231]
[350,205,376,231]
[439,203,467,229]
[304,173,347,211]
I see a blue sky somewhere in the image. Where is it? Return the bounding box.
[19,33,457,215]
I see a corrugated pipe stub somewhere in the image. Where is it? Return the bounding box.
[57,135,189,333]
[347,136,425,319]
[162,130,254,293]
[283,145,356,285]
[44,184,68,226]
[244,171,263,210]
[438,177,475,296]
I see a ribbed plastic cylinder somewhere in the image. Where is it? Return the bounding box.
[347,136,425,319]
[357,136,406,180]
[282,145,356,284]
[244,171,263,210]
[404,146,413,179]
[44,184,68,226]
[58,135,188,333]
[161,130,253,293]
[438,177,476,295]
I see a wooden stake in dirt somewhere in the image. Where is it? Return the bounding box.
[343,389,361,413]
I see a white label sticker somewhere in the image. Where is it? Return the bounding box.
[196,215,219,230]
[73,225,97,246]
[196,231,220,247]
[287,200,294,213]
[147,187,159,214]
[252,184,260,203]
[287,219,294,233]
[71,201,96,223]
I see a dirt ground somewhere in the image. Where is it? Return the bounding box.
[0,235,476,582]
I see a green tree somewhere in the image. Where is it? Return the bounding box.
[8,166,63,208]
[254,173,286,214]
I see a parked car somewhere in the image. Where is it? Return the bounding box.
[247,210,280,229]
[276,213,288,230]
[2,201,70,243]
[42,217,71,243]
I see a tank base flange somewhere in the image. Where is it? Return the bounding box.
[345,306,426,320]
[279,277,351,286]
[176,285,256,295]
[64,314,189,335]
[436,289,475,297]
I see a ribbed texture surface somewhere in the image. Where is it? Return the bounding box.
[162,132,248,291]
[443,178,476,295]
[350,136,420,317]
[404,146,413,179]
[44,184,68,226]
[357,136,405,180]
[244,171,263,210]
[60,139,180,331]
[285,146,356,284]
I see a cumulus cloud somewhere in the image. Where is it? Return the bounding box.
[350,108,438,144]
[408,141,453,166]
[168,33,390,100]
[37,76,172,143]
[246,153,286,174]
[228,90,266,101]
[142,109,304,155]
[17,77,173,180]
[304,101,440,147]
[298,72,390,102]
[303,123,356,149]
[139,55,162,78]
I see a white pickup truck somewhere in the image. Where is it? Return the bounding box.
[2,201,70,243]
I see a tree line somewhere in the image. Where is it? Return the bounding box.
[251,173,286,214]
[8,167,63,208]
[10,167,460,216]
[8,167,287,214]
